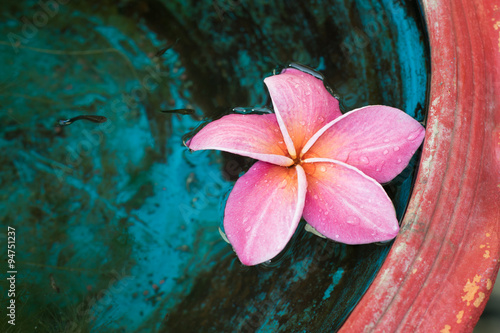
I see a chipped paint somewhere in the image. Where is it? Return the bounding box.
[456,310,464,324]
[440,324,451,333]
[487,279,493,290]
[473,292,486,308]
[420,121,440,175]
[461,275,482,306]
[431,95,441,109]
[481,241,491,259]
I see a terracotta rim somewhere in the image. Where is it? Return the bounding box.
[339,0,500,331]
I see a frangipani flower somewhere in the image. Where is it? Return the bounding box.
[187,68,425,266]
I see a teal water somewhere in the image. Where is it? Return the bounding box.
[0,0,428,332]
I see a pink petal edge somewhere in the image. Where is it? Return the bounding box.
[264,68,342,156]
[302,158,399,244]
[303,105,425,183]
[224,162,307,266]
[187,113,293,166]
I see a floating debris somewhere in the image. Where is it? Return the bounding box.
[218,227,230,244]
[186,172,196,192]
[49,274,60,293]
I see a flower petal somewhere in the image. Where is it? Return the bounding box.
[264,68,342,157]
[187,114,293,166]
[302,158,399,244]
[224,162,307,265]
[302,105,425,183]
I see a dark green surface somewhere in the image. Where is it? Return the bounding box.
[0,0,428,332]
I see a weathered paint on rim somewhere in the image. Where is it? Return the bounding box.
[339,0,500,331]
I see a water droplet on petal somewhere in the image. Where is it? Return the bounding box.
[244,226,251,232]
[314,194,318,200]
[397,158,402,163]
[393,146,400,152]
[360,156,370,164]
[346,216,360,225]
[383,150,389,155]
[324,211,329,215]
[335,234,340,239]
[305,90,311,95]
[320,166,327,172]
[318,116,324,123]
[299,120,306,126]
[279,179,288,188]
[383,138,390,143]
[407,130,421,141]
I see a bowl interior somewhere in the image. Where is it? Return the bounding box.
[0,0,428,332]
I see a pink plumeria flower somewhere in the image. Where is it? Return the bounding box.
[187,68,425,266]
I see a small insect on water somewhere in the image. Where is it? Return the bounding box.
[160,109,195,115]
[154,38,180,57]
[58,115,108,126]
